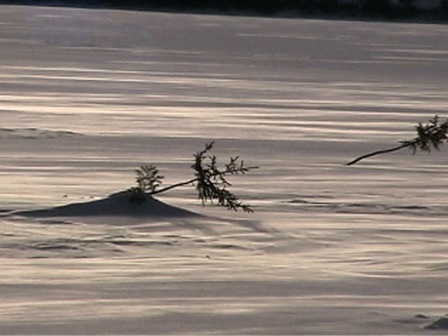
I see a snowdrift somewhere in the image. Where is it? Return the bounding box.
[14,191,199,220]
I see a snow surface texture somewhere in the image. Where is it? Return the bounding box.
[1,5,448,334]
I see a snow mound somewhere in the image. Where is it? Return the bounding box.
[15,191,199,220]
[425,316,448,330]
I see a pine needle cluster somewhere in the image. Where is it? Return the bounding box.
[401,115,448,153]
[191,141,257,213]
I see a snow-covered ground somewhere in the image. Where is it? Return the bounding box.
[1,5,448,334]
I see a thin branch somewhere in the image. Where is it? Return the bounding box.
[149,177,197,195]
[149,166,259,195]
[346,144,408,166]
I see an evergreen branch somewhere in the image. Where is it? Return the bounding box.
[189,141,258,213]
[128,141,258,212]
[347,115,448,165]
[148,165,258,197]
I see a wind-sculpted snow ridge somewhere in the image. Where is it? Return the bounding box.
[0,128,81,139]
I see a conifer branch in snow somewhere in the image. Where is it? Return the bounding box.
[347,115,448,165]
[128,141,258,213]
